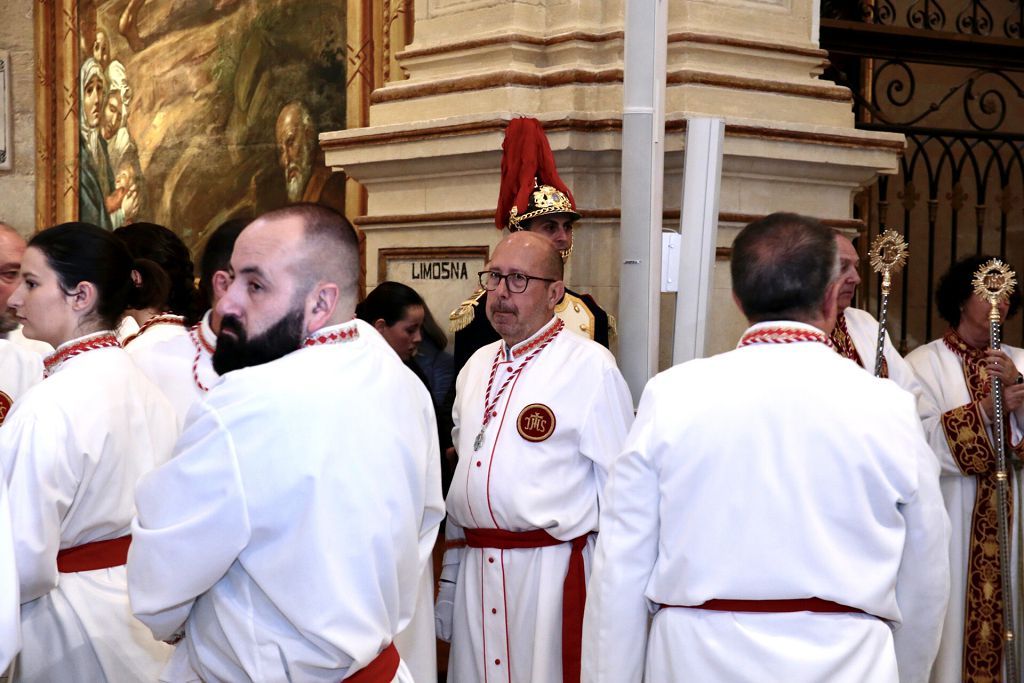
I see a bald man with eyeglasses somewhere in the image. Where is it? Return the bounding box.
[436,231,634,683]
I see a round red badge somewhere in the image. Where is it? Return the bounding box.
[0,391,12,426]
[517,403,556,442]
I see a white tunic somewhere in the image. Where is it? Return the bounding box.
[0,339,42,425]
[0,475,19,673]
[445,317,634,683]
[840,308,938,420]
[0,335,178,682]
[583,322,951,683]
[131,311,219,428]
[906,335,1024,683]
[128,319,445,683]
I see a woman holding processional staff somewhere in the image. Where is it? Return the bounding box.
[906,255,1024,683]
[0,223,178,682]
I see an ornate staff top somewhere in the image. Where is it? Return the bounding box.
[869,230,909,290]
[972,258,1017,319]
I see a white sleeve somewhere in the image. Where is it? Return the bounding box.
[884,333,941,426]
[579,363,635,508]
[128,400,251,641]
[892,418,952,683]
[0,474,20,672]
[0,408,74,603]
[582,380,660,683]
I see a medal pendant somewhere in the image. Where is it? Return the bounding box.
[474,428,485,452]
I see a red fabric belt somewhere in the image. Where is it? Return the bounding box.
[343,643,399,682]
[465,527,589,683]
[56,535,132,573]
[661,597,867,615]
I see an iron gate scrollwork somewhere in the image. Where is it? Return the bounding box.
[821,0,1024,350]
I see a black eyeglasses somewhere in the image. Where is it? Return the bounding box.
[478,270,556,294]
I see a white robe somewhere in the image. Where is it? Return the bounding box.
[905,336,1024,683]
[841,307,939,421]
[583,322,951,683]
[445,317,634,683]
[0,337,178,682]
[128,319,445,683]
[130,311,219,429]
[0,339,42,425]
[0,475,19,673]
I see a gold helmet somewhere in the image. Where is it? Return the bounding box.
[508,184,581,232]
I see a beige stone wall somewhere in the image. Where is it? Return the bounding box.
[0,0,35,236]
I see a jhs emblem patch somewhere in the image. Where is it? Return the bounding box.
[0,391,12,426]
[517,403,556,442]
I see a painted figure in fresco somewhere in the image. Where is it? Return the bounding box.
[92,28,110,71]
[102,60,137,177]
[79,58,116,230]
[275,101,346,214]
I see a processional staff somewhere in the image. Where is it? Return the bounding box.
[868,230,909,378]
[973,257,1019,683]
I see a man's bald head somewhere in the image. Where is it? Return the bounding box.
[731,212,839,325]
[485,231,565,347]
[260,203,360,319]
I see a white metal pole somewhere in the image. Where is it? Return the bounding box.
[672,117,725,364]
[618,0,668,405]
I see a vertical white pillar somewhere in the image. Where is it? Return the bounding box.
[618,0,668,405]
[672,117,725,365]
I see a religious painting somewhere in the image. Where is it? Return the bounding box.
[378,246,490,349]
[35,0,356,253]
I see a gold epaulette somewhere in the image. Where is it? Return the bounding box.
[555,292,597,340]
[449,287,487,333]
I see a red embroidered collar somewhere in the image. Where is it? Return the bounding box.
[943,327,986,361]
[505,318,564,360]
[738,325,831,348]
[303,323,360,347]
[474,318,563,451]
[44,331,120,377]
[122,313,186,346]
[189,314,217,393]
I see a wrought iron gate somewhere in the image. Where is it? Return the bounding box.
[820,0,1024,350]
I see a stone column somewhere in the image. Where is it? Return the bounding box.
[324,0,904,361]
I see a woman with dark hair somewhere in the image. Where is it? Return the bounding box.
[114,222,198,348]
[0,222,177,682]
[356,280,425,363]
[906,254,1024,683]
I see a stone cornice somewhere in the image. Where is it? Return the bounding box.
[398,30,828,62]
[369,68,851,105]
[321,117,904,153]
[354,209,866,231]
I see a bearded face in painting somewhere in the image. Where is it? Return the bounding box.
[275,102,316,203]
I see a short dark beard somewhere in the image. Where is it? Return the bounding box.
[0,309,18,335]
[213,308,305,375]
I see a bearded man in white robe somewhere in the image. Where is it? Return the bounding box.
[128,203,443,682]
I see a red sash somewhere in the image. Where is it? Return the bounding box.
[464,527,589,683]
[56,535,131,573]
[344,643,399,682]
[661,597,868,615]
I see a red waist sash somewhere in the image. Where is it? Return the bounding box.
[56,535,131,573]
[661,597,868,615]
[465,527,589,683]
[344,643,399,682]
